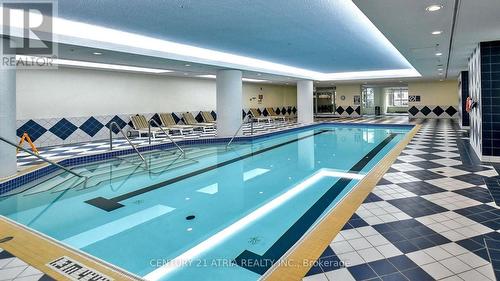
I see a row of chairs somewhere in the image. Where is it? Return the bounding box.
[249,108,287,122]
[130,112,215,139]
[129,109,292,139]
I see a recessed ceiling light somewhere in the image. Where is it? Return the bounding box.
[92,52,102,55]
[426,4,443,12]
[437,68,443,71]
[184,64,191,67]
[431,30,443,35]
[435,52,443,56]
[183,72,189,75]
[257,73,262,76]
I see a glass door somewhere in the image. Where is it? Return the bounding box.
[361,87,375,115]
[314,88,336,115]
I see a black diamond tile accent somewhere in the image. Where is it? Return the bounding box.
[292,107,297,114]
[79,117,104,137]
[172,113,181,124]
[211,111,217,120]
[355,106,361,115]
[150,114,162,127]
[16,119,47,141]
[336,106,345,115]
[262,108,269,116]
[195,112,204,123]
[49,118,78,140]
[445,106,458,116]
[408,106,419,116]
[420,106,431,116]
[433,106,444,116]
[106,116,127,134]
[346,106,354,115]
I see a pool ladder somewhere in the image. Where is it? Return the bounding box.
[108,121,148,169]
[226,112,253,150]
[147,119,185,157]
[0,136,86,179]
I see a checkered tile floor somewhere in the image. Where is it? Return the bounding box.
[304,119,500,281]
[0,248,53,281]
[16,121,304,169]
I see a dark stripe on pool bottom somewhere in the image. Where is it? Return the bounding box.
[86,129,333,211]
[233,133,398,275]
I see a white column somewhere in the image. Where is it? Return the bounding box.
[297,80,314,124]
[0,37,17,177]
[216,69,242,137]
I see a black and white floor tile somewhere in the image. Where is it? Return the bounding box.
[304,119,500,281]
[0,248,54,281]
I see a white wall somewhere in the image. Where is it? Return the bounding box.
[16,67,297,120]
[408,80,459,105]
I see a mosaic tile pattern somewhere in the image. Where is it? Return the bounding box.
[304,119,500,281]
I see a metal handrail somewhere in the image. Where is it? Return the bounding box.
[148,119,185,157]
[109,122,148,168]
[0,136,86,179]
[225,112,253,150]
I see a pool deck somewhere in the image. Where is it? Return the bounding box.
[2,116,498,281]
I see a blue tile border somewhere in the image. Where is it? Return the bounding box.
[0,121,414,195]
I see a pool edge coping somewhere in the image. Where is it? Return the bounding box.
[261,123,421,281]
[0,215,144,281]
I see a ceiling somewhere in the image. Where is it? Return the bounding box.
[55,0,412,74]
[5,0,500,84]
[352,0,500,80]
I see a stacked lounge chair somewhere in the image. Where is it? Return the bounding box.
[201,111,217,124]
[249,108,270,123]
[158,113,194,135]
[266,107,286,122]
[182,112,216,132]
[130,115,163,139]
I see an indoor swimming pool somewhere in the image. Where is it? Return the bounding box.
[0,124,412,281]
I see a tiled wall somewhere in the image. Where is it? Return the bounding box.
[479,41,500,157]
[408,105,458,119]
[458,71,470,128]
[335,105,361,117]
[16,106,296,148]
[468,40,500,160]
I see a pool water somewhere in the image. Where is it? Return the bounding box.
[0,124,410,281]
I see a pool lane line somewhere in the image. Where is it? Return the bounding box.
[233,133,398,275]
[263,124,421,281]
[85,129,333,211]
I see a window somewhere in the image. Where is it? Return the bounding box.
[386,88,408,106]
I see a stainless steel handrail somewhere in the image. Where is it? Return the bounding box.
[148,119,185,157]
[225,112,253,151]
[0,136,86,179]
[109,122,148,168]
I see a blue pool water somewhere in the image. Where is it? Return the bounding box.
[0,124,410,280]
